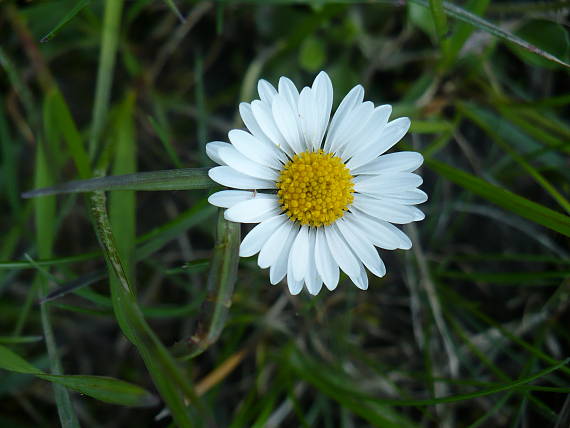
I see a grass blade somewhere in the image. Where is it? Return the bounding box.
[89,0,124,157]
[428,0,448,41]
[0,336,43,344]
[34,95,80,428]
[0,344,157,407]
[459,103,570,215]
[89,190,200,426]
[174,210,240,359]
[425,158,570,237]
[22,168,213,197]
[46,89,91,179]
[289,347,569,407]
[410,0,570,69]
[38,374,158,407]
[110,90,137,281]
[40,0,91,43]
[442,0,490,69]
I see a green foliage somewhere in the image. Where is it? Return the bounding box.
[299,36,326,72]
[511,19,570,69]
[0,345,157,407]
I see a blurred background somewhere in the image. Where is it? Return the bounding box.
[1,0,569,427]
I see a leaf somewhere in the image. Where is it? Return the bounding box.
[510,19,570,69]
[442,0,490,68]
[38,374,158,407]
[286,348,417,427]
[174,210,240,359]
[409,0,570,69]
[425,158,570,237]
[37,96,79,428]
[0,344,44,375]
[0,344,157,407]
[428,0,449,41]
[458,103,570,214]
[148,114,183,168]
[288,347,569,406]
[110,91,137,281]
[408,2,436,39]
[88,191,199,425]
[0,336,43,345]
[22,168,213,198]
[46,89,91,179]
[40,0,91,43]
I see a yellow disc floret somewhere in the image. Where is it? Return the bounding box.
[276,150,354,227]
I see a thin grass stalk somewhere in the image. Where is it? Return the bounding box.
[89,0,124,158]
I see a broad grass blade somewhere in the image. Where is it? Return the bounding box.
[0,344,157,407]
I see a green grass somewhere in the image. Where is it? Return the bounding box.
[1,0,569,427]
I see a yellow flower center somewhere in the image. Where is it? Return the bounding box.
[276,150,354,227]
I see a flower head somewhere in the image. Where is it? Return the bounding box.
[207,71,426,295]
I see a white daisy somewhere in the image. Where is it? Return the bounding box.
[206,71,426,295]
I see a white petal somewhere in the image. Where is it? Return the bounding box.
[257,79,277,104]
[311,71,333,150]
[340,104,391,160]
[412,207,425,221]
[228,129,286,168]
[278,77,300,113]
[347,117,411,170]
[298,87,316,151]
[328,101,374,155]
[353,173,423,195]
[270,224,299,284]
[218,146,279,181]
[314,227,339,291]
[305,229,323,295]
[287,276,304,295]
[351,151,424,175]
[206,141,231,165]
[347,211,409,250]
[240,214,288,257]
[355,263,369,290]
[377,189,428,205]
[258,219,295,268]
[208,190,274,208]
[337,218,386,277]
[224,197,279,223]
[288,225,309,282]
[272,95,304,154]
[239,103,277,148]
[251,100,294,156]
[324,225,365,288]
[208,166,276,189]
[324,85,364,152]
[352,195,420,224]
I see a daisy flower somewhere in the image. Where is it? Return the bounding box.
[206,71,426,295]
